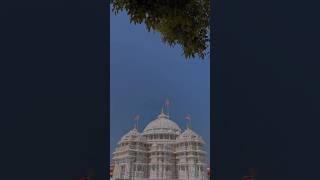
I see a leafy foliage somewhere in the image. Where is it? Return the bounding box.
[111,0,210,59]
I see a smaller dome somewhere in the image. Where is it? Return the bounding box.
[177,128,204,143]
[119,128,145,143]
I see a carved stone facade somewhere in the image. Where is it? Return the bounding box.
[112,110,208,180]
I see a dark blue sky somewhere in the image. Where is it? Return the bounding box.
[110,10,210,163]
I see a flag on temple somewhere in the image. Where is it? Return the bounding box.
[133,114,140,121]
[185,114,192,121]
[165,98,170,108]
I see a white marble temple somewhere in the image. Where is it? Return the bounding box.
[112,109,208,180]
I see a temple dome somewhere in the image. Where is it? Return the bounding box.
[142,110,181,135]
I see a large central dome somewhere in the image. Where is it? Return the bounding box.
[142,110,181,135]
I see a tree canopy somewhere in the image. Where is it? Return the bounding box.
[111,0,210,59]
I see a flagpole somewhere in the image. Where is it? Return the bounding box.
[185,114,192,129]
[137,117,139,131]
[165,98,170,117]
[133,114,140,130]
[189,114,192,129]
[167,99,170,117]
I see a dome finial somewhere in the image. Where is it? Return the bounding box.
[158,107,169,119]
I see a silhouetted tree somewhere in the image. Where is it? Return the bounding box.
[111,0,210,59]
